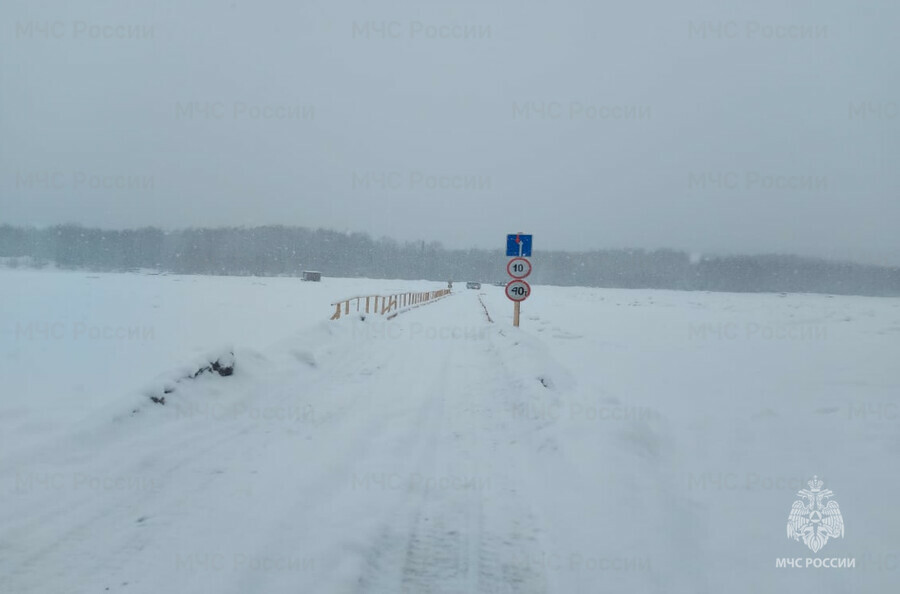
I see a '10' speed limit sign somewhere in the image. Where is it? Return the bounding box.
[507,257,532,279]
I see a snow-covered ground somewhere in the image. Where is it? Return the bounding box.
[1,268,898,593]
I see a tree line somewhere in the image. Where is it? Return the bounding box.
[1,224,898,297]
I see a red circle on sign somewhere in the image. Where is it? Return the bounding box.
[505,279,531,302]
[506,257,532,279]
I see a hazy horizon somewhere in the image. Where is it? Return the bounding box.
[4,220,899,269]
[2,1,898,266]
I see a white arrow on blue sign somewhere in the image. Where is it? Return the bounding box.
[506,233,532,257]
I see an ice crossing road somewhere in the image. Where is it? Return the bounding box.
[1,292,570,593]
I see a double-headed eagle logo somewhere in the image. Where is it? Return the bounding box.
[787,476,844,552]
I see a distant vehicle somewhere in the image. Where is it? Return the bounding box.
[301,271,322,282]
[466,282,481,290]
[493,281,505,287]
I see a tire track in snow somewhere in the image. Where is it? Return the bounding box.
[353,293,549,593]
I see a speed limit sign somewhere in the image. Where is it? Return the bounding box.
[507,257,532,279]
[505,279,531,302]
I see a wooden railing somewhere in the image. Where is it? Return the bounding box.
[330,289,451,320]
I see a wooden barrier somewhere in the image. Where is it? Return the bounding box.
[330,289,451,320]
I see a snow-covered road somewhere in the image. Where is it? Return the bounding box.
[2,271,898,593]
[4,290,562,592]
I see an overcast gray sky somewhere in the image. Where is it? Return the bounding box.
[1,0,898,264]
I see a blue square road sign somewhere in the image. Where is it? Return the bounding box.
[506,234,532,257]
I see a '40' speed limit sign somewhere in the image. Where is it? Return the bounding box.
[505,279,531,302]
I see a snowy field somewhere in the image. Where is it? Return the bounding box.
[1,268,899,593]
